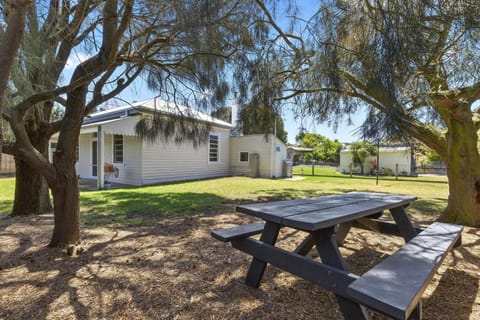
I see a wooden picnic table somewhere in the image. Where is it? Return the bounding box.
[212,192,463,320]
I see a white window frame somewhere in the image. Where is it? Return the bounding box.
[113,134,124,164]
[208,134,220,164]
[239,151,249,163]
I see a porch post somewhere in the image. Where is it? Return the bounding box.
[97,125,104,190]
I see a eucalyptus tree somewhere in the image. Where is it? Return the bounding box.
[349,141,376,175]
[239,102,288,143]
[0,0,30,167]
[2,0,265,247]
[258,0,480,226]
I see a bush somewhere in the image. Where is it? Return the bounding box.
[381,167,393,176]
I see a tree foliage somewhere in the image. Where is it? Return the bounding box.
[349,141,376,175]
[211,107,232,123]
[2,0,269,247]
[239,102,288,143]
[300,133,341,163]
[256,0,480,226]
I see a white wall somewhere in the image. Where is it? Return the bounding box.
[339,147,412,175]
[77,133,92,178]
[141,128,231,185]
[376,149,411,174]
[112,135,143,185]
[339,150,354,173]
[230,134,287,178]
[76,132,143,185]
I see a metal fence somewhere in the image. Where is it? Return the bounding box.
[415,166,447,175]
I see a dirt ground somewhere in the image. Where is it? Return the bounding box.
[0,212,479,320]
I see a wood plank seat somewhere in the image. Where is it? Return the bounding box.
[347,222,463,320]
[211,222,265,242]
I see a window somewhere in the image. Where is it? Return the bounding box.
[113,135,124,163]
[240,152,249,162]
[209,134,219,163]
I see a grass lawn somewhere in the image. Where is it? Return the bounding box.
[2,173,478,320]
[0,171,448,226]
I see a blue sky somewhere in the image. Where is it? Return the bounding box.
[63,49,364,145]
[62,1,479,145]
[110,82,365,144]
[114,0,364,145]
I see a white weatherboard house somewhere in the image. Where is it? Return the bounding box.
[339,146,415,176]
[52,98,288,188]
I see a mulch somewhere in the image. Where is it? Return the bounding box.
[0,212,479,320]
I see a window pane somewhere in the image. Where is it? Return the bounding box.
[114,135,123,163]
[209,135,219,162]
[240,152,249,162]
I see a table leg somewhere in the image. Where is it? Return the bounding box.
[312,227,370,320]
[294,222,353,256]
[335,222,352,246]
[390,206,418,242]
[294,234,315,256]
[245,221,281,288]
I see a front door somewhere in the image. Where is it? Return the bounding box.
[92,141,97,176]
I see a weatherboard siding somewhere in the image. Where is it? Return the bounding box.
[339,147,412,175]
[76,133,92,179]
[230,134,287,178]
[141,129,231,185]
[112,135,143,185]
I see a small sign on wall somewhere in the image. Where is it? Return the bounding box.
[275,146,281,152]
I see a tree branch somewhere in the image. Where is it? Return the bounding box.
[429,81,480,108]
[253,0,303,55]
[85,67,143,114]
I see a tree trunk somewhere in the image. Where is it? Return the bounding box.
[11,131,52,215]
[438,116,480,227]
[12,159,52,215]
[0,0,30,161]
[49,173,80,247]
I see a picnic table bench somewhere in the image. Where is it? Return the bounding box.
[211,192,463,320]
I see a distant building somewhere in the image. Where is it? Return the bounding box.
[287,146,314,165]
[339,146,416,176]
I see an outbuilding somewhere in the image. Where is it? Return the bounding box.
[339,146,415,176]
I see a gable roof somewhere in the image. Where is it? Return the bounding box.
[83,98,233,129]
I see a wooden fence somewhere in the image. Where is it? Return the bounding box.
[0,153,15,175]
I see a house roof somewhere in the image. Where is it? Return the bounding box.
[83,98,233,129]
[287,146,314,152]
[341,146,411,153]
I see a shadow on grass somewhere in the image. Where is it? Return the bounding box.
[0,200,13,215]
[80,191,230,227]
[409,197,447,217]
[79,185,339,228]
[295,173,448,184]
[249,188,332,203]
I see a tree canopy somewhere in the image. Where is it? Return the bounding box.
[1,0,270,246]
[255,0,480,226]
[299,133,341,163]
[349,141,377,175]
[239,102,288,143]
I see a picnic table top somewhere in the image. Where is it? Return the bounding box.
[236,192,417,231]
